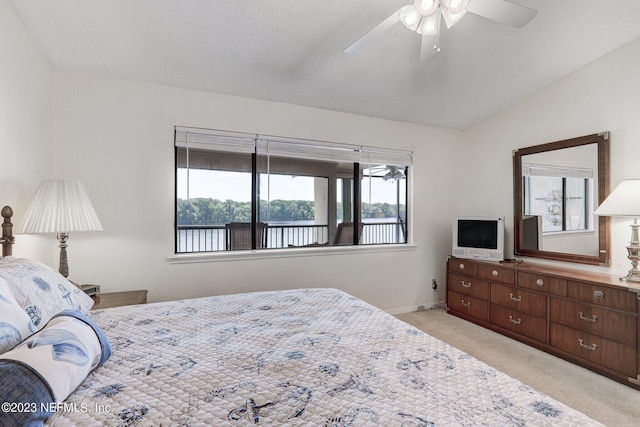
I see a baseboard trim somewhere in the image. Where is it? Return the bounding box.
[386,300,444,315]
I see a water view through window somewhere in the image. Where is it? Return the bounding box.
[177,168,407,252]
[175,127,411,253]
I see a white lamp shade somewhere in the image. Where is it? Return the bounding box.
[593,179,640,217]
[18,180,103,234]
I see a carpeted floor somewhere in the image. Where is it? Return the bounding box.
[395,307,640,427]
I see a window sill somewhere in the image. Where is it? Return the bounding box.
[543,229,595,238]
[167,244,417,264]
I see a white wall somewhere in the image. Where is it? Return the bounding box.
[461,36,640,276]
[3,0,461,311]
[43,72,459,311]
[9,0,638,310]
[0,0,54,261]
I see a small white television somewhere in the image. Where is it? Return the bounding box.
[452,216,505,261]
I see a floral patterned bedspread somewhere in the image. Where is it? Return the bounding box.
[48,288,602,426]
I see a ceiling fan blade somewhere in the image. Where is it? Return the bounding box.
[420,34,439,62]
[466,0,537,28]
[344,7,407,54]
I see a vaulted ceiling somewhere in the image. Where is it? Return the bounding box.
[11,0,640,130]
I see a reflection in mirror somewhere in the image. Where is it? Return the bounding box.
[522,145,597,255]
[513,133,610,265]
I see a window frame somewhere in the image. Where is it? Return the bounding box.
[523,174,592,234]
[174,126,412,255]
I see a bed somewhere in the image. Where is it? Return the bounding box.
[0,206,602,426]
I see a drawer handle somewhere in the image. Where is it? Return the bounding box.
[594,290,605,299]
[509,293,522,302]
[536,278,544,287]
[459,263,465,270]
[579,312,598,323]
[492,270,499,277]
[508,315,522,325]
[461,281,471,288]
[461,300,471,307]
[578,339,597,351]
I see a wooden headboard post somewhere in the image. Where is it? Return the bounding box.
[1,205,14,257]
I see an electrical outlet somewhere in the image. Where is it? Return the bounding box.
[432,279,438,290]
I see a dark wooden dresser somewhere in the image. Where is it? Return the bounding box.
[446,257,640,388]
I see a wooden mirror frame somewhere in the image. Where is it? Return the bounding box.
[513,133,610,265]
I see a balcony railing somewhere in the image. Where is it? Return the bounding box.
[176,221,406,253]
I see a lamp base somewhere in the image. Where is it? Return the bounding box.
[620,271,640,282]
[57,232,69,278]
[620,221,640,283]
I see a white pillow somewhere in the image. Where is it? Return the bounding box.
[0,257,94,331]
[0,279,37,354]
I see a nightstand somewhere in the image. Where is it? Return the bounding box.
[91,290,148,310]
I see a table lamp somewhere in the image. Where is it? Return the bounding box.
[18,179,103,278]
[593,179,640,282]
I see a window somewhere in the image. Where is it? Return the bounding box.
[522,163,593,233]
[175,127,412,253]
[361,165,407,244]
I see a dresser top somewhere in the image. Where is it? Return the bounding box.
[449,257,640,295]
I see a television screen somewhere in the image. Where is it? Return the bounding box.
[457,220,498,250]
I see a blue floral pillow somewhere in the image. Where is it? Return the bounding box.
[0,257,94,331]
[0,279,37,354]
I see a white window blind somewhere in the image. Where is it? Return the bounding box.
[256,136,362,164]
[522,163,593,179]
[256,136,412,167]
[175,127,256,154]
[175,126,413,167]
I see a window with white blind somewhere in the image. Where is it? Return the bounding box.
[175,126,412,253]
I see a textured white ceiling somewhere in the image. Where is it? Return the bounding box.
[10,0,640,130]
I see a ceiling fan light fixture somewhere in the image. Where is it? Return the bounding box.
[400,6,421,31]
[416,0,438,15]
[383,166,405,182]
[345,0,536,56]
[442,0,469,15]
[416,11,439,35]
[442,7,467,28]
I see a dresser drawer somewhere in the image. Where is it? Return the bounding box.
[448,273,489,300]
[449,259,478,276]
[491,283,547,318]
[490,305,546,343]
[478,264,515,285]
[448,290,488,321]
[550,298,636,346]
[567,281,637,313]
[518,272,567,296]
[550,323,637,377]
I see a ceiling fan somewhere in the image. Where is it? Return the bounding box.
[366,165,406,181]
[344,0,537,60]
[383,166,406,181]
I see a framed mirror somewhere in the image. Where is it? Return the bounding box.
[513,133,610,265]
